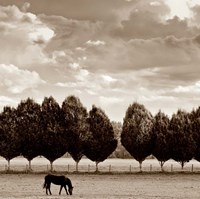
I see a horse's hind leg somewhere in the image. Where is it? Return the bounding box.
[64,185,69,195]
[47,184,52,195]
[59,185,63,195]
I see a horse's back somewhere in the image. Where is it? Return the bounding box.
[45,174,66,185]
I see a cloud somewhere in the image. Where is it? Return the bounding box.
[4,0,139,22]
[0,5,54,68]
[21,2,30,13]
[86,40,106,46]
[113,11,199,40]
[0,1,200,121]
[173,81,200,94]
[0,96,18,107]
[0,64,46,94]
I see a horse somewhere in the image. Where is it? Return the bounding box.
[43,174,73,195]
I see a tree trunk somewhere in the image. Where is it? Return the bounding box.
[50,161,53,172]
[76,162,79,172]
[181,161,184,169]
[160,161,165,172]
[139,161,142,172]
[28,160,32,171]
[95,162,99,172]
[7,159,10,171]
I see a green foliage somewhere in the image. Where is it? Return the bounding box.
[121,102,154,164]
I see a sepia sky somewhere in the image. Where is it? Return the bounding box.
[0,0,200,122]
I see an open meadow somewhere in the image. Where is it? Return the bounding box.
[0,157,200,198]
[1,157,200,173]
[1,173,200,199]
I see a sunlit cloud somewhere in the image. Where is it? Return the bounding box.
[0,64,46,94]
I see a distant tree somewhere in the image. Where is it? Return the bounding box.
[152,111,171,170]
[111,121,132,158]
[189,107,200,161]
[82,105,118,172]
[0,106,21,170]
[16,98,42,171]
[121,102,154,171]
[62,95,88,171]
[40,96,67,171]
[169,110,196,168]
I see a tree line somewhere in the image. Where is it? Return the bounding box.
[0,96,200,172]
[0,96,117,172]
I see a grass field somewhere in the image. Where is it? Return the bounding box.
[1,156,200,173]
[1,173,200,198]
[1,158,200,198]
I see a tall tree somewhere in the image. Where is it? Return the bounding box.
[62,95,88,171]
[0,106,21,170]
[40,96,67,171]
[82,105,117,172]
[190,107,200,161]
[169,110,196,168]
[152,111,171,170]
[121,102,154,171]
[16,98,42,171]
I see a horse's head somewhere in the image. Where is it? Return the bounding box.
[69,186,73,195]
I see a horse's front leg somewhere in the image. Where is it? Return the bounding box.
[64,185,69,195]
[59,185,63,195]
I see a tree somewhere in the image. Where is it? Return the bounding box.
[169,110,196,168]
[111,122,132,158]
[16,98,42,171]
[62,95,88,171]
[82,105,117,172]
[121,102,154,171]
[0,106,21,171]
[152,111,171,170]
[190,107,200,161]
[40,96,67,171]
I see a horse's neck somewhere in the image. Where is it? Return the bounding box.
[66,178,72,188]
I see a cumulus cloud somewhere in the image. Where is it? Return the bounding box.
[1,1,200,121]
[113,11,199,40]
[0,5,54,68]
[0,64,46,94]
[21,2,30,13]
[86,40,106,46]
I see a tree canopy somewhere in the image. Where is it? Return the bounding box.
[169,110,196,168]
[121,102,154,170]
[83,105,117,171]
[62,95,88,171]
[152,111,171,169]
[16,98,42,170]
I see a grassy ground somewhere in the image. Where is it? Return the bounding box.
[1,158,200,198]
[0,157,200,173]
[0,173,200,198]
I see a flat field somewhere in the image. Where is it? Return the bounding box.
[0,173,200,199]
[1,157,200,173]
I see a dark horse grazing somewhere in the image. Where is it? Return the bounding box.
[43,174,73,195]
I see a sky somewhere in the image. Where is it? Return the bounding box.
[0,0,200,122]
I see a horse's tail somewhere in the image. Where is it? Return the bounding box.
[43,181,46,189]
[43,176,47,189]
